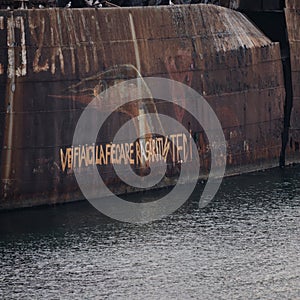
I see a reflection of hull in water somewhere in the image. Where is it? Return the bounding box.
[1,2,299,210]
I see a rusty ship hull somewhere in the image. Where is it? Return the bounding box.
[0,2,295,210]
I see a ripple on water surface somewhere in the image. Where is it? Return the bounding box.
[0,166,300,299]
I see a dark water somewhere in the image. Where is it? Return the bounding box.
[1,166,300,299]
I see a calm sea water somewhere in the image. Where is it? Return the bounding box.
[1,166,300,299]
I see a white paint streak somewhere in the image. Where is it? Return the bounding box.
[90,16,98,71]
[223,10,270,51]
[70,46,76,74]
[55,11,65,75]
[92,42,98,72]
[223,10,244,50]
[50,28,56,74]
[0,16,4,30]
[50,24,65,75]
[49,12,65,75]
[129,13,141,73]
[129,13,147,162]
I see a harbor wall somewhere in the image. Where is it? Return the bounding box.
[285,0,300,163]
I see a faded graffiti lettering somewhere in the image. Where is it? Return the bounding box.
[60,133,192,172]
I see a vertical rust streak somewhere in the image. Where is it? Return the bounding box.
[64,9,76,75]
[49,11,65,75]
[3,13,15,194]
[94,11,107,69]
[78,10,89,74]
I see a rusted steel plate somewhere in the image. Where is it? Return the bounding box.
[0,5,285,210]
[284,1,300,162]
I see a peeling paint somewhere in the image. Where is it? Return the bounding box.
[5,16,27,78]
[15,16,27,77]
[7,15,15,79]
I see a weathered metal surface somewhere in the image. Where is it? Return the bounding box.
[0,5,285,210]
[285,0,300,162]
